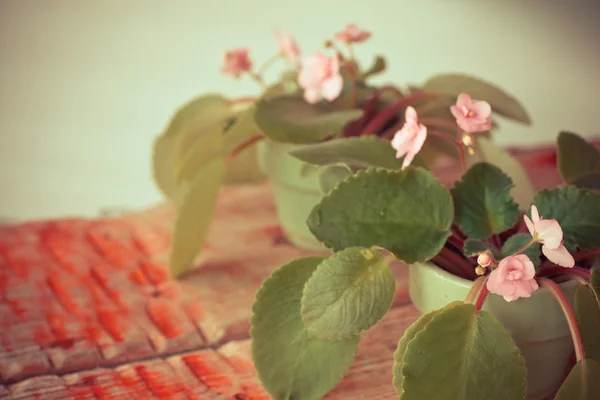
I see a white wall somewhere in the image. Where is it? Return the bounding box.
[1,0,599,221]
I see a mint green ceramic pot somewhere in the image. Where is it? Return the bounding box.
[256,140,325,251]
[409,262,580,400]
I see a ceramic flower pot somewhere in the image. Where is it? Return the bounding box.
[409,262,580,400]
[256,140,325,251]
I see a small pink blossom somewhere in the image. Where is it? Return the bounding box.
[477,252,492,268]
[275,30,300,64]
[297,52,343,104]
[221,48,252,78]
[487,254,539,302]
[524,205,574,268]
[334,24,371,44]
[391,107,427,169]
[450,93,492,133]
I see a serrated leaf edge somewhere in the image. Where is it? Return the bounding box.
[249,256,358,400]
[400,305,528,398]
[532,186,600,251]
[308,166,453,263]
[392,301,463,396]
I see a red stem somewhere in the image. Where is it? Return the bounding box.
[474,279,490,311]
[429,130,467,172]
[447,234,464,250]
[442,247,473,269]
[428,129,460,145]
[491,234,501,250]
[360,91,429,136]
[433,248,474,280]
[227,135,265,162]
[538,266,591,281]
[573,249,600,263]
[349,67,359,108]
[465,276,486,304]
[451,225,466,240]
[538,277,585,362]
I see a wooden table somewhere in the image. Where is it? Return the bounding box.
[0,143,578,399]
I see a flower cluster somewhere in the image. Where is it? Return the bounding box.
[220,24,371,104]
[213,23,600,400]
[483,205,574,302]
[391,93,492,169]
[388,94,576,302]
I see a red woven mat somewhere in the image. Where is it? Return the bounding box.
[0,143,579,399]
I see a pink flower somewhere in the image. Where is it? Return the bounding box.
[221,48,252,78]
[487,254,539,302]
[450,93,492,133]
[477,252,492,268]
[297,52,343,104]
[524,205,574,268]
[334,24,371,44]
[391,107,428,169]
[275,30,300,63]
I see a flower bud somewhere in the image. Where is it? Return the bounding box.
[477,252,492,268]
[475,266,485,276]
[461,132,474,147]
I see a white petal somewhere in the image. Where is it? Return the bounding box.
[523,215,535,237]
[531,205,540,223]
[542,245,575,268]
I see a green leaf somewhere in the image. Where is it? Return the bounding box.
[533,187,600,251]
[392,301,462,396]
[153,96,232,199]
[176,106,263,186]
[575,285,600,363]
[254,95,362,144]
[400,303,527,400]
[555,359,600,400]
[501,233,541,268]
[423,73,531,124]
[318,164,352,195]
[168,158,226,278]
[223,140,265,184]
[476,137,536,210]
[175,121,225,186]
[288,136,426,172]
[557,131,600,184]
[151,134,178,199]
[222,105,264,150]
[572,173,600,194]
[300,247,395,339]
[162,94,231,139]
[361,55,386,80]
[308,167,453,264]
[463,238,499,258]
[251,257,359,400]
[452,162,520,239]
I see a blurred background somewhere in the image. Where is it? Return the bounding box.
[1,0,599,221]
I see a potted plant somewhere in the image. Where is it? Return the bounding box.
[151,23,531,277]
[249,91,600,399]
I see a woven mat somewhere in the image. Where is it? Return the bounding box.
[0,143,578,399]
